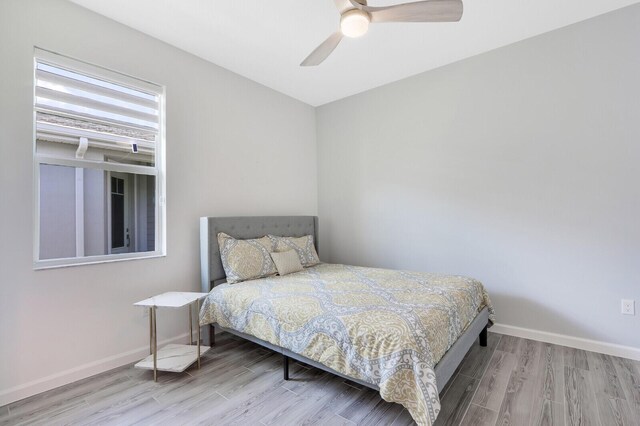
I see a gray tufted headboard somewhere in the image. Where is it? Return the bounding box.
[200,216,319,293]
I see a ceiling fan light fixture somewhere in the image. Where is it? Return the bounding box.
[301,0,464,66]
[340,9,370,38]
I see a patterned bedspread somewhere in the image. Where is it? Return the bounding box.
[200,263,495,425]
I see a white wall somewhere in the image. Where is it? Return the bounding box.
[317,5,640,350]
[0,0,316,404]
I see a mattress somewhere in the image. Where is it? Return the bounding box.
[199,263,495,426]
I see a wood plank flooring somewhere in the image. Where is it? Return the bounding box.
[1,331,639,426]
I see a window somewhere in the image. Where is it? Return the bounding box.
[33,48,165,269]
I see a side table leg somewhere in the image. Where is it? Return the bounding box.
[152,305,157,382]
[189,304,193,345]
[197,299,201,368]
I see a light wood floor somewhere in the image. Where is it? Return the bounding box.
[2,331,639,425]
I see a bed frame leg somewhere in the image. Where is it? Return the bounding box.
[480,325,488,347]
[210,324,215,347]
[283,355,289,381]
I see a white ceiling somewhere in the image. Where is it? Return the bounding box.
[70,0,638,106]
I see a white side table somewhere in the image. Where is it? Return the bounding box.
[133,292,210,381]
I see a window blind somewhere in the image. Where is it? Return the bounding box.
[35,57,161,157]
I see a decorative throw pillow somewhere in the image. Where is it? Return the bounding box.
[268,234,320,267]
[217,232,276,284]
[270,250,304,276]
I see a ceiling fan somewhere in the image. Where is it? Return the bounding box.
[300,0,463,66]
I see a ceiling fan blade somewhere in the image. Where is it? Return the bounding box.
[349,0,463,23]
[300,32,343,66]
[333,0,354,13]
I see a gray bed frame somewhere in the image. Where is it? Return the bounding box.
[200,216,489,394]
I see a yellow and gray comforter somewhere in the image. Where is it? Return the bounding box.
[200,263,495,425]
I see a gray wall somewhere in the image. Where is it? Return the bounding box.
[317,5,640,348]
[0,0,316,403]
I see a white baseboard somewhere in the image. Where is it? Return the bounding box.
[490,323,640,361]
[0,333,190,407]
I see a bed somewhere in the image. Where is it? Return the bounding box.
[199,216,494,426]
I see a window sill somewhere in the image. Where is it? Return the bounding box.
[33,251,166,271]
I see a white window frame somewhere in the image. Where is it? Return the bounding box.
[33,48,166,270]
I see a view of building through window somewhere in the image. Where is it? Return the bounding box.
[34,49,164,267]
